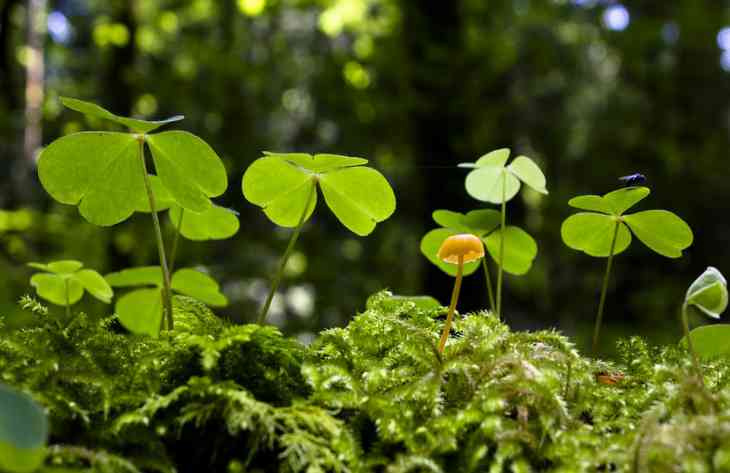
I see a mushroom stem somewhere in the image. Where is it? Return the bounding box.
[438,255,464,354]
[481,257,495,312]
[257,183,316,325]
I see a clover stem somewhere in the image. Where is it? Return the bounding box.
[257,182,316,325]
[592,220,620,354]
[681,303,705,387]
[137,137,174,331]
[438,254,463,354]
[496,171,507,320]
[168,209,184,274]
[64,278,70,318]
[481,257,495,313]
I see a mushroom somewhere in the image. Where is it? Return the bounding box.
[436,233,485,353]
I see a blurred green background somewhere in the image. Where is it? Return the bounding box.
[1,0,728,354]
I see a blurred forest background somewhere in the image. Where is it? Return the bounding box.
[1,0,728,354]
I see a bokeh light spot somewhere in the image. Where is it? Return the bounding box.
[238,0,266,17]
[602,4,630,32]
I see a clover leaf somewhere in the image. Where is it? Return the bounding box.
[28,260,113,311]
[168,205,239,241]
[561,185,693,353]
[681,267,729,367]
[243,152,394,236]
[38,97,229,331]
[243,151,396,324]
[458,148,547,319]
[458,148,548,204]
[561,187,693,258]
[0,383,48,473]
[106,267,228,336]
[421,209,537,313]
[421,209,537,277]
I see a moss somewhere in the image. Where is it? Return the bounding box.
[4,291,730,472]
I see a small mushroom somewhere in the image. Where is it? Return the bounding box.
[436,234,485,353]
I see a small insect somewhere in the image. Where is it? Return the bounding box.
[618,173,647,187]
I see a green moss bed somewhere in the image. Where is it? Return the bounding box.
[2,292,730,473]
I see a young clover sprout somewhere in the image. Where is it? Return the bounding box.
[27,260,113,317]
[459,148,547,319]
[243,152,396,324]
[561,185,693,353]
[436,234,485,353]
[105,266,227,337]
[38,98,227,331]
[681,267,728,380]
[0,383,48,473]
[420,209,537,312]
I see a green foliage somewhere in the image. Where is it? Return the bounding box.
[168,205,239,241]
[38,98,227,227]
[459,149,548,204]
[683,267,730,360]
[305,292,730,472]
[105,267,227,336]
[242,151,396,236]
[561,187,693,258]
[0,296,353,472]
[420,210,537,277]
[28,261,112,307]
[0,383,48,473]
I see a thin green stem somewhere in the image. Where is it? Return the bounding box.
[257,181,316,325]
[481,257,495,313]
[496,171,506,320]
[64,278,70,319]
[592,219,620,354]
[681,303,705,387]
[137,136,174,331]
[168,209,184,274]
[438,255,463,354]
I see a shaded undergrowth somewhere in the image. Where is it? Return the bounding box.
[1,291,729,472]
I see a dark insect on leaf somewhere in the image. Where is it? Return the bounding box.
[618,173,646,187]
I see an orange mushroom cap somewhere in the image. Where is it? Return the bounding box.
[437,234,485,264]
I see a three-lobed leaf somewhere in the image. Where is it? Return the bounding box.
[562,187,692,258]
[28,260,112,306]
[39,98,227,227]
[0,383,48,473]
[106,266,227,336]
[242,152,395,236]
[460,148,548,204]
[420,209,537,276]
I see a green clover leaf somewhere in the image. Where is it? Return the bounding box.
[28,260,113,306]
[420,209,537,276]
[38,98,227,226]
[0,383,48,473]
[459,148,548,204]
[682,267,729,360]
[242,152,395,236]
[561,187,693,258]
[106,267,228,336]
[685,266,728,319]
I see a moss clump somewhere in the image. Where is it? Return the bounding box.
[305,291,730,472]
[3,291,730,472]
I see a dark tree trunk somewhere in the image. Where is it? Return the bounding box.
[105,1,137,115]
